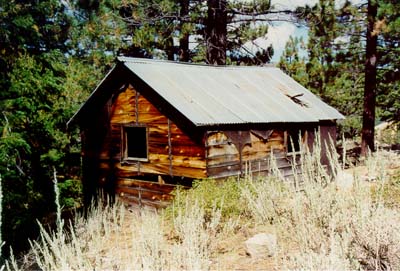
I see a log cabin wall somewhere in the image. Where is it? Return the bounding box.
[80,85,337,207]
[84,84,206,207]
[319,122,337,173]
[74,58,344,208]
[205,130,301,180]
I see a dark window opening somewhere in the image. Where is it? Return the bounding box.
[287,130,304,153]
[124,126,148,160]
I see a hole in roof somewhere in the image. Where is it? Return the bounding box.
[286,93,309,107]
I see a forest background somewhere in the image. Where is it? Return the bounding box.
[0,0,399,258]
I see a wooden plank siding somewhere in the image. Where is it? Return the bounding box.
[80,83,334,207]
[81,85,206,205]
[116,178,176,208]
[99,85,207,177]
[205,130,300,179]
[71,59,343,208]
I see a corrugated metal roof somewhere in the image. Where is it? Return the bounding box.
[117,57,344,126]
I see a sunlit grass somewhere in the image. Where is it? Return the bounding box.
[5,142,400,270]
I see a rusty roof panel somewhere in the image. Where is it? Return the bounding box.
[117,57,344,126]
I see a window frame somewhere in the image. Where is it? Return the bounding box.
[121,125,149,162]
[285,129,307,155]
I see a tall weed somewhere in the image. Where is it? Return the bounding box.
[242,140,400,270]
[7,195,225,270]
[5,137,400,270]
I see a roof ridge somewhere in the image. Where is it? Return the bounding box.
[117,56,277,68]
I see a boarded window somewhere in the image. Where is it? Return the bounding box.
[286,130,305,153]
[123,126,148,161]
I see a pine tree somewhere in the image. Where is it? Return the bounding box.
[179,0,190,61]
[361,0,378,155]
[279,0,365,137]
[205,0,228,64]
[279,0,399,141]
[376,0,400,123]
[279,36,308,85]
[113,0,275,64]
[0,0,106,253]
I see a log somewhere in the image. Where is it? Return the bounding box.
[207,145,239,157]
[116,186,174,201]
[207,154,239,166]
[207,163,241,178]
[117,178,178,193]
[116,162,207,179]
[117,194,170,209]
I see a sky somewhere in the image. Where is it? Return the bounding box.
[244,22,308,63]
[246,0,365,63]
[244,0,318,63]
[271,0,318,10]
[241,0,315,63]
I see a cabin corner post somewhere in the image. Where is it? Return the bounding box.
[80,128,98,208]
[167,118,173,177]
[319,121,338,175]
[238,130,243,177]
[204,131,209,178]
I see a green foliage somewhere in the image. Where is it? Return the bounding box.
[225,1,274,64]
[280,0,400,137]
[338,116,362,139]
[376,0,400,122]
[381,170,400,209]
[69,0,127,65]
[116,0,180,59]
[57,179,83,209]
[0,0,106,253]
[0,0,72,54]
[279,36,308,85]
[0,53,66,252]
[112,0,274,63]
[168,178,246,223]
[0,124,30,169]
[302,0,365,105]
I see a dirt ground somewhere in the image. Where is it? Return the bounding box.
[211,224,278,270]
[114,150,400,271]
[210,150,400,271]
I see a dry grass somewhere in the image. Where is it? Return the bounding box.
[5,143,400,270]
[242,145,400,270]
[7,198,224,270]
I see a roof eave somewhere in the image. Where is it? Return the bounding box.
[67,61,126,129]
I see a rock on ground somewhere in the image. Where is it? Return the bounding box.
[336,170,354,190]
[245,233,277,259]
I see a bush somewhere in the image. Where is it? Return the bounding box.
[241,149,400,270]
[338,115,362,139]
[7,196,225,270]
[5,147,400,270]
[57,179,82,209]
[167,178,246,224]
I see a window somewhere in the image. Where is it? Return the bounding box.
[123,126,148,161]
[286,129,305,154]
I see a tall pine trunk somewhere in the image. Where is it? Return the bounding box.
[206,0,227,65]
[179,0,189,62]
[361,0,378,155]
[166,35,175,61]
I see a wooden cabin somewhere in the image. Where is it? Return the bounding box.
[68,57,344,207]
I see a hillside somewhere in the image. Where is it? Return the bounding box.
[6,148,400,271]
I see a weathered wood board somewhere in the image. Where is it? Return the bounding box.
[80,82,335,207]
[205,130,295,179]
[94,85,207,181]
